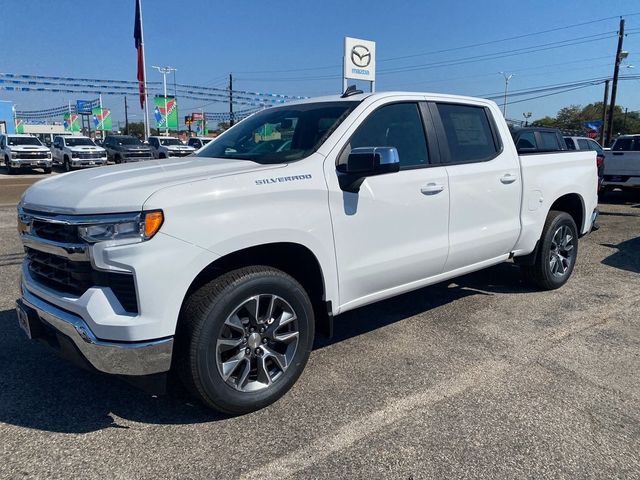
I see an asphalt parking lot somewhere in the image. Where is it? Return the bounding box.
[0,186,638,479]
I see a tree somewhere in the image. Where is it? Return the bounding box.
[127,122,145,138]
[531,116,557,127]
[555,105,584,130]
[217,121,230,131]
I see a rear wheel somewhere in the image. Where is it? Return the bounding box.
[522,210,578,290]
[176,266,314,414]
[63,156,72,172]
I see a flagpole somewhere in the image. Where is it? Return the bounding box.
[138,0,151,140]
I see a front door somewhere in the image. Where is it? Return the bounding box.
[325,99,450,310]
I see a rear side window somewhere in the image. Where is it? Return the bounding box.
[345,102,429,168]
[613,138,633,151]
[517,131,538,151]
[577,139,590,150]
[436,103,498,163]
[587,140,603,154]
[539,131,561,151]
[564,138,576,150]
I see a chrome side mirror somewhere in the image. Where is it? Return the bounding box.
[337,146,400,193]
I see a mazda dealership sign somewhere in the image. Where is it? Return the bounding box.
[344,37,376,83]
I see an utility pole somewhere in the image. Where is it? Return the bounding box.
[605,17,625,147]
[124,96,129,135]
[152,65,177,135]
[173,69,179,133]
[499,72,514,118]
[229,73,234,126]
[600,80,609,145]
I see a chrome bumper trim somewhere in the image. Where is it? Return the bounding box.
[22,234,88,261]
[19,287,173,376]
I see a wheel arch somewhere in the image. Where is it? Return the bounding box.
[549,192,585,234]
[180,242,332,338]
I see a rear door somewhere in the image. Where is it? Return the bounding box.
[430,102,521,272]
[607,137,640,175]
[325,99,450,308]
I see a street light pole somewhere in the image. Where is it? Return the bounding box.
[499,72,514,118]
[522,112,532,127]
[152,65,177,136]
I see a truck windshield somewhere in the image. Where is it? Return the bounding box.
[8,137,42,146]
[196,101,359,163]
[160,138,182,146]
[65,138,95,147]
[115,137,143,146]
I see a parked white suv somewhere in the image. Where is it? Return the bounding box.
[15,91,598,414]
[1,134,52,174]
[51,135,108,171]
[148,136,195,158]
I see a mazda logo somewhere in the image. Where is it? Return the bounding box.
[351,45,371,68]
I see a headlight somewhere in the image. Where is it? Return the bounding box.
[46,152,52,158]
[11,152,18,158]
[72,152,79,158]
[78,210,164,243]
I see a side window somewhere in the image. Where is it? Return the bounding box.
[517,131,537,151]
[436,103,498,163]
[633,138,640,151]
[587,140,603,154]
[343,103,429,168]
[564,138,576,150]
[577,139,590,150]
[612,138,632,151]
[539,131,561,151]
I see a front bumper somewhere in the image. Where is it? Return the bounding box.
[10,159,51,168]
[71,158,108,168]
[17,286,173,376]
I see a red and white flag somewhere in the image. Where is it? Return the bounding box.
[134,0,145,109]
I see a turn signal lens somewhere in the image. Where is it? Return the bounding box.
[143,211,164,239]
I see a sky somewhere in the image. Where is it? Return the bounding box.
[1,0,640,128]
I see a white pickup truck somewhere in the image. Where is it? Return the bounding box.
[15,91,598,414]
[1,134,52,174]
[602,134,640,191]
[51,135,108,171]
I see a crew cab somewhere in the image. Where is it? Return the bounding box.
[148,136,195,158]
[103,135,153,163]
[15,91,598,414]
[602,134,640,191]
[51,135,108,171]
[1,134,52,174]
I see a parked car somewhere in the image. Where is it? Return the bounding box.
[15,92,598,414]
[103,135,153,163]
[187,137,213,150]
[148,136,196,158]
[0,134,52,174]
[51,135,108,171]
[510,127,567,153]
[602,134,640,192]
[564,136,605,192]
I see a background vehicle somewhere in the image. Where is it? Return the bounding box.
[16,92,598,415]
[602,134,640,192]
[187,137,212,150]
[0,133,52,174]
[564,136,605,191]
[148,136,195,158]
[103,135,153,163]
[510,126,567,153]
[51,135,108,171]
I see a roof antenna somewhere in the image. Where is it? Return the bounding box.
[341,85,364,98]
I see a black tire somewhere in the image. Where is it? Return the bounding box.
[5,156,15,175]
[114,154,122,164]
[43,167,52,174]
[522,210,579,290]
[176,266,314,415]
[63,156,72,172]
[159,153,166,159]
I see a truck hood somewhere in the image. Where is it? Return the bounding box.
[68,146,106,153]
[21,157,282,214]
[9,145,50,153]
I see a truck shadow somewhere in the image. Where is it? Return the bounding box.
[600,236,640,274]
[0,262,532,434]
[599,189,640,207]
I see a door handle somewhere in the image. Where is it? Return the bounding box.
[500,173,517,184]
[421,182,445,195]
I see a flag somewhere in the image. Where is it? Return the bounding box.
[134,0,145,108]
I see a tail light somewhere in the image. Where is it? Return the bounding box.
[596,154,605,169]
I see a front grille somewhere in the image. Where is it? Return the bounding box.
[17,152,48,159]
[76,152,106,159]
[26,248,138,313]
[125,151,151,158]
[169,151,193,157]
[31,220,81,244]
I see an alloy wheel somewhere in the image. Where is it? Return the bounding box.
[549,225,575,277]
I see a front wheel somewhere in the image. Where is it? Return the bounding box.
[522,210,578,290]
[176,266,314,415]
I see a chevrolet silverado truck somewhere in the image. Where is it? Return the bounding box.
[51,135,108,171]
[103,135,153,163]
[148,136,196,158]
[15,91,598,414]
[602,134,640,191]
[1,134,52,174]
